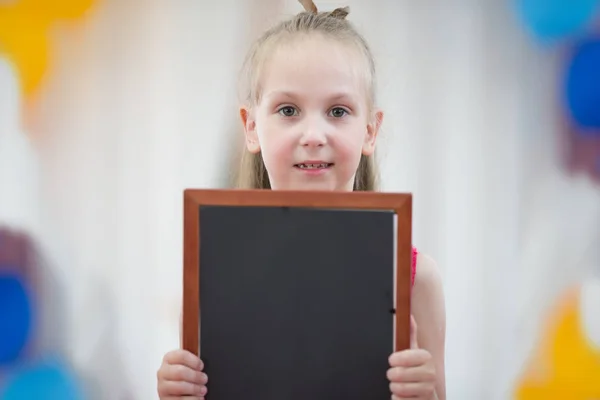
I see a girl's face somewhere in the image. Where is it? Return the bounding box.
[240,35,383,191]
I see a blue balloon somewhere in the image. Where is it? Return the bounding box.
[516,0,600,42]
[565,38,600,132]
[0,273,32,365]
[0,359,84,400]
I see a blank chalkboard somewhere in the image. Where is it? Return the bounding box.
[183,189,412,400]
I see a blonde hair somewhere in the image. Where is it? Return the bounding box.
[236,0,379,191]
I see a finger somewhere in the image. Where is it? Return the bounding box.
[391,394,419,400]
[390,382,431,398]
[161,388,206,400]
[158,365,207,384]
[162,397,204,400]
[387,366,436,383]
[410,315,418,349]
[158,380,205,397]
[389,349,432,368]
[163,350,203,371]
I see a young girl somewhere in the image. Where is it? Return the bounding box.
[157,2,446,399]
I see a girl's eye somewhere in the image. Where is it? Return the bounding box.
[329,107,348,118]
[278,106,298,117]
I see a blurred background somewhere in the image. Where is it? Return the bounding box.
[1,0,600,399]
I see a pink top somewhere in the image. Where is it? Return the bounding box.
[411,247,418,287]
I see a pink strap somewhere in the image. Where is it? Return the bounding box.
[411,247,418,287]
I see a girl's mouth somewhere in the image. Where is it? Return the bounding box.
[294,163,334,170]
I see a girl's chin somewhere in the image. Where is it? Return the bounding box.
[271,181,353,192]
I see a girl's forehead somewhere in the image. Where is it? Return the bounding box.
[269,35,362,72]
[260,36,368,98]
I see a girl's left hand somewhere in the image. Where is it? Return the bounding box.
[387,316,436,400]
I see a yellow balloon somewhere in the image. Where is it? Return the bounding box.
[0,0,95,100]
[17,0,95,20]
[0,13,48,97]
[515,285,600,399]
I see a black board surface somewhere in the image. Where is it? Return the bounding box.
[199,205,395,399]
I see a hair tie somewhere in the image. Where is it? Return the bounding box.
[298,0,318,13]
[298,1,350,19]
[329,6,350,19]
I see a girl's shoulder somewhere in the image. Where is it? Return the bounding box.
[411,250,443,299]
[412,249,441,287]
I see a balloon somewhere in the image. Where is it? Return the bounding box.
[561,123,600,183]
[0,0,96,100]
[565,38,600,131]
[17,0,95,21]
[0,14,49,99]
[514,284,600,399]
[516,0,600,42]
[0,273,32,366]
[0,358,85,400]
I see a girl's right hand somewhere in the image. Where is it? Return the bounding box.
[157,349,208,399]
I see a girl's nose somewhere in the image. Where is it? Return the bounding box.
[299,118,328,147]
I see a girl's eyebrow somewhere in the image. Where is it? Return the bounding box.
[328,92,356,102]
[264,90,298,99]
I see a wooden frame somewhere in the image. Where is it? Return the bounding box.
[183,188,413,355]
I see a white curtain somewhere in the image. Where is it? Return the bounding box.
[1,0,599,398]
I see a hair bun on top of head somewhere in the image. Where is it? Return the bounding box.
[298,0,350,19]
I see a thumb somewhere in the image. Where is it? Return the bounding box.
[410,315,419,349]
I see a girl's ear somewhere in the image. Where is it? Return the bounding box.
[240,106,261,154]
[362,110,384,156]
